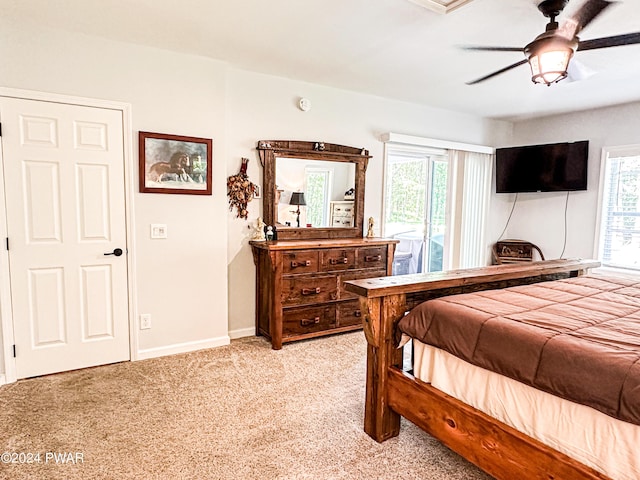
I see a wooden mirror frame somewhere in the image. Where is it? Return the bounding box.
[257,140,370,240]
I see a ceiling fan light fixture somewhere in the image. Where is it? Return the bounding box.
[529,48,572,85]
[525,35,576,86]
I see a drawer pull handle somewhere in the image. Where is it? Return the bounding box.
[302,287,321,295]
[301,316,321,326]
[354,310,362,317]
[365,255,382,262]
[330,257,348,265]
[291,260,311,268]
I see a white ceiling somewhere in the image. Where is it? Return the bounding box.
[4,0,640,120]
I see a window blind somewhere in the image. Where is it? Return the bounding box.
[458,151,493,268]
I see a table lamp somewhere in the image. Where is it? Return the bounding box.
[289,192,306,227]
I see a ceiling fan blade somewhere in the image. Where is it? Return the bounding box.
[577,32,640,51]
[572,0,614,29]
[466,59,529,85]
[557,0,615,40]
[461,46,524,52]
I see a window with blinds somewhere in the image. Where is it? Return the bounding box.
[598,149,640,270]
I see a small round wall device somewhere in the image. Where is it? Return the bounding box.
[298,98,311,112]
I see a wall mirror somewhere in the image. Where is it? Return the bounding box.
[258,140,370,240]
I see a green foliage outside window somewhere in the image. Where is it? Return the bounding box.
[306,170,327,227]
[385,158,447,234]
[429,161,448,234]
[385,160,426,226]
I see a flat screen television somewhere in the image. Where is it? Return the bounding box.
[495,140,589,193]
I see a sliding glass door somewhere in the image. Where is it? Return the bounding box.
[383,147,448,274]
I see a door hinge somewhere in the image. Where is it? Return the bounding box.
[5,238,8,250]
[0,123,2,137]
[12,345,16,357]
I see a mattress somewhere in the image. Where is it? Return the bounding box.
[398,274,640,425]
[411,339,640,480]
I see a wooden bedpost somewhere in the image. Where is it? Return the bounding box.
[360,294,405,442]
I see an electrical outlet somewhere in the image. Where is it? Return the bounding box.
[140,314,151,330]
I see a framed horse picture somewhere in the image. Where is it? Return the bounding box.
[139,131,212,195]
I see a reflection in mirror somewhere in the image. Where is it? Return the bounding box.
[275,158,356,228]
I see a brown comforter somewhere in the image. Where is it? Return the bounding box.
[398,274,640,426]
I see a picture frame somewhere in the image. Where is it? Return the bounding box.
[139,131,212,195]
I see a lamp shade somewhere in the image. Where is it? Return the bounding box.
[289,192,306,206]
[528,48,573,85]
[525,33,576,86]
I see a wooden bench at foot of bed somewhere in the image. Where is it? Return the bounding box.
[344,259,609,480]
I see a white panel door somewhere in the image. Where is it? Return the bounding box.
[0,97,130,379]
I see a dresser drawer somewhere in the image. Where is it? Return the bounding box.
[340,268,387,299]
[282,275,338,306]
[331,218,354,227]
[357,247,388,269]
[320,249,357,271]
[332,204,353,216]
[282,250,319,274]
[283,305,336,336]
[337,300,363,327]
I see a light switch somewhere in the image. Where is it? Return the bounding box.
[151,224,168,239]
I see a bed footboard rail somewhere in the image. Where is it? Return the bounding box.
[387,367,609,479]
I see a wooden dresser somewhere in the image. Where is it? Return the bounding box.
[251,238,397,349]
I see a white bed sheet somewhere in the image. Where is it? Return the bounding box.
[412,339,640,480]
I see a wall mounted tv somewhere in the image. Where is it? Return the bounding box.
[495,140,589,193]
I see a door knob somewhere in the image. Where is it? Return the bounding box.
[104,248,124,257]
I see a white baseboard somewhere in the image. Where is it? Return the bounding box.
[137,335,230,361]
[0,374,6,386]
[228,327,255,340]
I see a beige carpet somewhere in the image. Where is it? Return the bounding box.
[0,332,492,479]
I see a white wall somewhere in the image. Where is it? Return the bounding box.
[0,18,515,377]
[490,102,640,261]
[225,68,513,337]
[0,21,230,376]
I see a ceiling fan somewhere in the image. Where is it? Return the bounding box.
[464,0,640,85]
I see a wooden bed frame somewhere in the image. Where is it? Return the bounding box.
[344,258,611,480]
